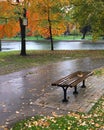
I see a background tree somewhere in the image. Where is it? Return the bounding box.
[80,25,91,39]
[0,0,27,55]
[7,0,29,56]
[29,0,70,50]
[70,0,104,40]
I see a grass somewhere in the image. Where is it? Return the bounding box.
[2,35,93,41]
[2,36,44,41]
[10,95,104,130]
[0,50,104,75]
[94,67,104,76]
[53,35,92,40]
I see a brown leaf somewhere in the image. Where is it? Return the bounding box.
[52,112,58,117]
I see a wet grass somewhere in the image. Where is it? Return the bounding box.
[94,67,104,76]
[53,35,92,40]
[10,95,104,130]
[0,50,104,75]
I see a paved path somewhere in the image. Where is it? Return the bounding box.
[0,57,104,129]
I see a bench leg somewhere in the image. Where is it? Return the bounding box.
[81,80,86,88]
[62,87,68,102]
[73,86,78,94]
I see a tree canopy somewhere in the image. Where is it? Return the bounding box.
[70,0,104,39]
[1,0,104,40]
[0,1,20,38]
[0,0,70,38]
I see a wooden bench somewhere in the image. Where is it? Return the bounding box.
[52,71,93,102]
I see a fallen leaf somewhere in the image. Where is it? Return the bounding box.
[32,109,35,112]
[30,102,33,105]
[4,128,8,130]
[95,123,100,127]
[52,112,58,117]
[16,111,19,114]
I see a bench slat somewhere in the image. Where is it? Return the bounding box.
[52,71,80,85]
[58,77,79,87]
[52,71,93,87]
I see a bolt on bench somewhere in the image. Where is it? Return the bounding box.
[52,71,93,102]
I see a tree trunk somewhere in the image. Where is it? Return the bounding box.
[49,23,54,51]
[48,9,54,51]
[0,39,1,51]
[19,8,27,56]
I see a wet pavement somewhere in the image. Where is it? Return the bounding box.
[0,57,104,129]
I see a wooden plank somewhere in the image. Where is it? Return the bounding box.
[52,71,93,87]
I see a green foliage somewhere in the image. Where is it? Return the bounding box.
[94,68,104,76]
[71,0,104,39]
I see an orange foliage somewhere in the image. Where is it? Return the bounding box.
[3,21,20,37]
[0,1,15,18]
[27,0,70,38]
[38,23,66,38]
[0,21,20,38]
[27,12,39,36]
[0,1,20,38]
[0,0,70,38]
[0,25,4,38]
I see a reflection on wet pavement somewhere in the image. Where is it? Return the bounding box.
[0,57,104,128]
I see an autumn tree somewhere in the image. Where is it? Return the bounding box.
[70,0,104,39]
[7,0,29,56]
[29,0,70,50]
[0,0,27,55]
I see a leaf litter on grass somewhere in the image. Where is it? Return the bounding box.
[10,95,104,130]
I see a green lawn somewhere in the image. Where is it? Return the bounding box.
[2,35,93,41]
[53,35,92,40]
